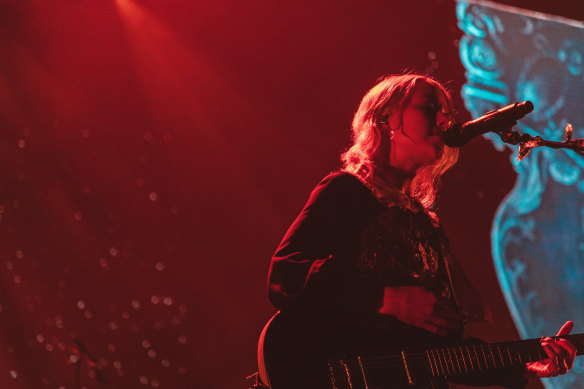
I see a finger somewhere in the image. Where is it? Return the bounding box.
[546,322,575,375]
[528,361,559,378]
[538,343,560,377]
[556,321,573,337]
[556,338,577,358]
[555,339,577,369]
[544,338,566,355]
[555,354,568,375]
[564,359,574,373]
[542,338,568,374]
[541,340,560,363]
[559,358,569,375]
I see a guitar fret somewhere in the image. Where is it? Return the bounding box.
[449,348,456,375]
[480,344,489,369]
[452,347,460,375]
[488,344,496,369]
[357,355,369,389]
[448,347,456,375]
[437,349,445,377]
[473,345,482,371]
[440,348,448,376]
[465,345,475,372]
[328,362,338,389]
[441,349,450,375]
[451,347,461,375]
[517,350,523,364]
[340,359,353,389]
[401,351,415,386]
[478,344,485,369]
[427,350,436,377]
[497,344,505,367]
[459,346,468,373]
[437,349,446,376]
[445,348,452,375]
[431,349,441,377]
[433,349,441,377]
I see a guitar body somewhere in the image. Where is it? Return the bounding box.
[258,312,450,389]
[258,313,332,389]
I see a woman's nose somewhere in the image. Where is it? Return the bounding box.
[436,110,449,132]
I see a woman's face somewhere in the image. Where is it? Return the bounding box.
[387,80,450,172]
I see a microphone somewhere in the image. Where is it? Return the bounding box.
[443,101,534,147]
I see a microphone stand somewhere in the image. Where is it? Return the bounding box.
[494,123,584,161]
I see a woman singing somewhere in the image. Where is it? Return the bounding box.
[261,74,576,389]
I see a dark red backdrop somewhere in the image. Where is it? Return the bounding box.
[0,1,582,388]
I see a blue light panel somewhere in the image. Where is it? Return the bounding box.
[457,1,584,387]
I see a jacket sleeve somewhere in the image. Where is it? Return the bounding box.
[268,173,382,316]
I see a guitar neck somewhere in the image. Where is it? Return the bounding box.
[324,327,584,388]
[424,333,584,378]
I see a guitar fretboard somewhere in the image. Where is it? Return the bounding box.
[423,333,584,378]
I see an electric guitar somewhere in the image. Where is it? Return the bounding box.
[258,312,584,389]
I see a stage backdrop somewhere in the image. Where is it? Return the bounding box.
[457,1,584,387]
[0,1,583,388]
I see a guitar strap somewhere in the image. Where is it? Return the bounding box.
[443,252,489,325]
[442,253,465,323]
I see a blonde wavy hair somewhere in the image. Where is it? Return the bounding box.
[341,74,459,211]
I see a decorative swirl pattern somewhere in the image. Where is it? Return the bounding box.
[457,2,584,387]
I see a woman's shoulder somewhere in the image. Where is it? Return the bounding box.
[301,171,380,213]
[319,170,359,185]
[313,171,374,198]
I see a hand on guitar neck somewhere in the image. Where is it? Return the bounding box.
[525,321,577,378]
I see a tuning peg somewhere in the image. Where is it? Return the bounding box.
[518,144,532,161]
[565,123,573,142]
